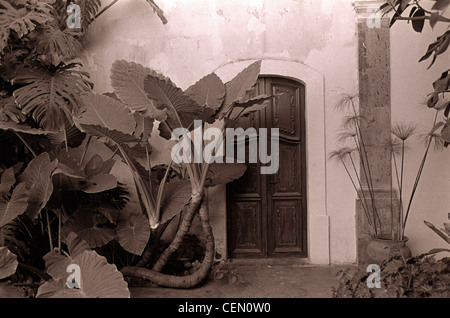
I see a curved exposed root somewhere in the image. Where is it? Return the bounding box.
[121,194,214,289]
[151,192,202,272]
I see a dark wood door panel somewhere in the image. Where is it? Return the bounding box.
[270,80,302,141]
[271,141,303,195]
[228,200,265,258]
[269,198,306,257]
[227,76,306,259]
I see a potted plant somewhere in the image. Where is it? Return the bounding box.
[330,91,444,264]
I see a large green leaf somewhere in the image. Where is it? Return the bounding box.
[412,8,425,33]
[134,111,154,140]
[0,246,18,279]
[74,0,102,31]
[0,214,44,267]
[0,183,28,227]
[110,60,167,121]
[431,0,450,11]
[421,31,450,69]
[144,73,203,138]
[35,23,83,66]
[82,125,141,150]
[80,174,118,194]
[41,232,90,283]
[64,231,91,258]
[62,210,115,248]
[185,72,225,110]
[84,154,115,178]
[12,64,92,131]
[49,148,87,180]
[83,125,157,227]
[96,205,120,225]
[442,119,450,143]
[0,96,26,124]
[117,206,150,255]
[159,180,192,225]
[205,163,247,187]
[38,248,129,297]
[78,93,136,135]
[216,60,262,119]
[0,167,16,194]
[0,281,24,298]
[121,143,149,160]
[47,124,86,149]
[229,94,272,120]
[0,119,50,135]
[17,152,58,220]
[0,0,53,53]
[36,279,86,298]
[185,72,225,123]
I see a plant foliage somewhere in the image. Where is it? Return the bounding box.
[12,64,92,132]
[382,0,450,146]
[0,0,271,293]
[37,232,130,298]
[334,251,450,298]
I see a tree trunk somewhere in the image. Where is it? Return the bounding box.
[151,192,202,272]
[135,220,170,267]
[121,195,214,288]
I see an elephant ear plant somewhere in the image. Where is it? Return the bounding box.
[93,59,272,288]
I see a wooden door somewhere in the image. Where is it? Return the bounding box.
[227,77,307,258]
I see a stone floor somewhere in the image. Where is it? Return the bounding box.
[130,260,353,298]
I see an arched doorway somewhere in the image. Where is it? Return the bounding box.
[227,76,307,258]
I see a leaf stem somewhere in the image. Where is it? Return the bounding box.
[350,99,380,236]
[64,127,69,153]
[344,156,373,233]
[93,0,119,20]
[14,132,37,158]
[45,209,53,251]
[399,141,405,238]
[79,135,92,165]
[402,111,439,236]
[394,15,450,23]
[155,160,173,222]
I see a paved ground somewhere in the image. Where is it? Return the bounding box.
[129,260,352,298]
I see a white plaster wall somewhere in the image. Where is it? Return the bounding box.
[82,0,361,264]
[390,21,450,256]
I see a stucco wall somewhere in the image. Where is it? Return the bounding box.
[390,21,450,256]
[81,0,449,264]
[81,0,360,264]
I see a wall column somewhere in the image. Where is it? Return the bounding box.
[353,1,398,264]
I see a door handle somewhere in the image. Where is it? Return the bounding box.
[268,180,277,184]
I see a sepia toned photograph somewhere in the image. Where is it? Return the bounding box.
[0,0,449,309]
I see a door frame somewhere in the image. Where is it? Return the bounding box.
[226,76,307,259]
[214,58,329,264]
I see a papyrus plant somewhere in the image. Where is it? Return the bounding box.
[330,91,382,238]
[331,92,445,241]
